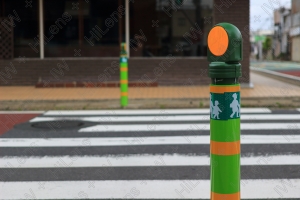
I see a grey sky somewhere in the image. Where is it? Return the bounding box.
[250,0,291,31]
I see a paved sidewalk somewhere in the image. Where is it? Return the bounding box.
[1,72,300,109]
[2,73,300,100]
[251,61,300,77]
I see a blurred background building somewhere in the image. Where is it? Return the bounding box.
[273,0,300,61]
[250,0,299,62]
[0,0,250,86]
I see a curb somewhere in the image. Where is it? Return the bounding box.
[36,81,158,88]
[1,97,300,110]
[250,67,300,86]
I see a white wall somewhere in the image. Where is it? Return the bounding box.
[291,36,300,61]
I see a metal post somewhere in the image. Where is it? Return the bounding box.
[118,0,123,45]
[120,43,128,107]
[125,0,130,58]
[207,23,243,200]
[39,0,44,59]
[78,0,84,46]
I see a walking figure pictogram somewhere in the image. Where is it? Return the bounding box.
[230,93,240,118]
[210,94,213,118]
[212,100,222,119]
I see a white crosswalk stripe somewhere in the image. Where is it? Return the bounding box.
[2,179,300,199]
[1,154,300,168]
[30,114,300,123]
[0,109,300,199]
[43,108,272,116]
[78,123,300,132]
[1,135,300,147]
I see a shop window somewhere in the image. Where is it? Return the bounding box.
[130,0,213,57]
[3,0,39,58]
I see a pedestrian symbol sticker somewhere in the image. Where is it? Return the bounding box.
[121,57,127,63]
[210,94,213,118]
[210,92,240,120]
[230,93,240,118]
[212,100,222,119]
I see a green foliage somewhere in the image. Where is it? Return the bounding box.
[199,101,204,108]
[263,37,272,51]
[160,104,166,109]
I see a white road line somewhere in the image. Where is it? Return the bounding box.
[44,108,271,116]
[78,123,300,132]
[30,114,300,123]
[1,135,299,147]
[0,111,44,114]
[1,179,299,199]
[1,155,299,168]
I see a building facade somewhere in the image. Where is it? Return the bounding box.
[273,0,300,62]
[290,0,300,62]
[273,7,291,59]
[0,0,250,86]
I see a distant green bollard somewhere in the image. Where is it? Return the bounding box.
[207,23,242,200]
[120,43,128,107]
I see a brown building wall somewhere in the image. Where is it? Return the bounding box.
[0,57,210,86]
[292,0,300,14]
[213,0,250,84]
[0,0,250,86]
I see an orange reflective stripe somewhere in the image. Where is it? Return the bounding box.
[121,92,128,96]
[120,68,128,71]
[120,80,128,84]
[210,85,240,93]
[211,192,240,200]
[211,140,240,155]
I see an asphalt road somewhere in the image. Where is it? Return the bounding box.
[0,108,300,199]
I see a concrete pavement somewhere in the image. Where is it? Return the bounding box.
[251,60,300,77]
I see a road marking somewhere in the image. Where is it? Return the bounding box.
[1,154,299,168]
[1,179,299,199]
[0,111,44,114]
[44,108,271,116]
[78,123,300,132]
[30,114,300,123]
[0,135,299,147]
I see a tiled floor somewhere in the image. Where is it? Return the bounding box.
[1,73,300,101]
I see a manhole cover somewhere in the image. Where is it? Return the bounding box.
[31,120,84,129]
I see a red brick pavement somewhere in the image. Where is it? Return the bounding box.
[0,113,41,135]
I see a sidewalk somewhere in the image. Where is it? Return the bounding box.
[1,72,300,110]
[251,60,300,77]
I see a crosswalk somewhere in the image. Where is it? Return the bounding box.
[0,108,300,199]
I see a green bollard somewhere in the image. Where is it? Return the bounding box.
[120,43,128,107]
[207,23,243,200]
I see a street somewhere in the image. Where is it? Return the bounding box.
[0,108,300,199]
[1,0,300,199]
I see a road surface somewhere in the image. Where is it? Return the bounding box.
[0,108,300,199]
